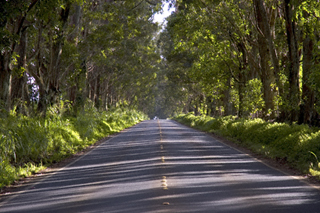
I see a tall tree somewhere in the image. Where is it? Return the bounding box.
[283,0,301,122]
[0,0,39,110]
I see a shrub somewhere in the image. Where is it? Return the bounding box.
[0,105,147,190]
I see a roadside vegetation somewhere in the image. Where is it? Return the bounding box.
[2,0,320,191]
[173,113,320,179]
[0,103,147,190]
[0,0,155,191]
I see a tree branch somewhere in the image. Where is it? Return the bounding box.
[129,0,144,11]
[145,0,157,6]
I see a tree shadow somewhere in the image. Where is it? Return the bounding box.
[1,120,320,213]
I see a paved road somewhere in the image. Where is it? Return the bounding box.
[1,119,320,213]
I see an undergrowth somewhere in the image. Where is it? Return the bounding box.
[173,113,320,178]
[0,103,147,190]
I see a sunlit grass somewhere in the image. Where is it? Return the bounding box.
[18,162,46,178]
[0,104,147,190]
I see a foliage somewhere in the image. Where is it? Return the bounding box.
[159,0,320,124]
[173,114,320,177]
[0,105,147,189]
[0,0,163,119]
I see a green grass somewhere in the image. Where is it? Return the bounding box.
[173,113,320,178]
[0,105,147,190]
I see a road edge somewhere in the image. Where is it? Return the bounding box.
[0,122,141,205]
[170,119,320,191]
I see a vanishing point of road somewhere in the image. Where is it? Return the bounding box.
[1,119,320,213]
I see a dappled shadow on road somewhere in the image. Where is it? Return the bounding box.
[0,120,167,213]
[1,120,320,213]
[158,121,320,213]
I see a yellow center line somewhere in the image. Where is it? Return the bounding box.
[161,176,168,190]
[157,120,169,192]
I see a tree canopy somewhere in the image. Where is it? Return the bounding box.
[1,0,320,124]
[158,0,320,124]
[0,0,163,118]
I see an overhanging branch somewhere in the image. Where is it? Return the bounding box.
[145,0,158,6]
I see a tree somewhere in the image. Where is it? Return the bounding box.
[159,0,320,124]
[283,0,301,122]
[0,0,39,110]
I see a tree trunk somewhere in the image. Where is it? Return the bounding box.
[194,98,199,116]
[0,0,39,110]
[298,33,314,124]
[94,74,101,109]
[37,80,47,117]
[11,27,28,113]
[253,0,276,118]
[48,36,62,106]
[284,0,300,122]
[47,3,71,107]
[237,42,247,118]
[0,55,11,110]
[238,71,244,118]
[209,97,215,117]
[102,80,107,111]
[223,76,232,116]
[31,24,48,116]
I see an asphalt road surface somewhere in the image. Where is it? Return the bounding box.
[1,119,320,213]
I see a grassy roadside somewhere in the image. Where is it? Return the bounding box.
[0,105,148,190]
[172,113,320,178]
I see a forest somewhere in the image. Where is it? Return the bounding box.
[1,0,320,187]
[1,0,320,122]
[160,0,320,124]
[0,0,165,118]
